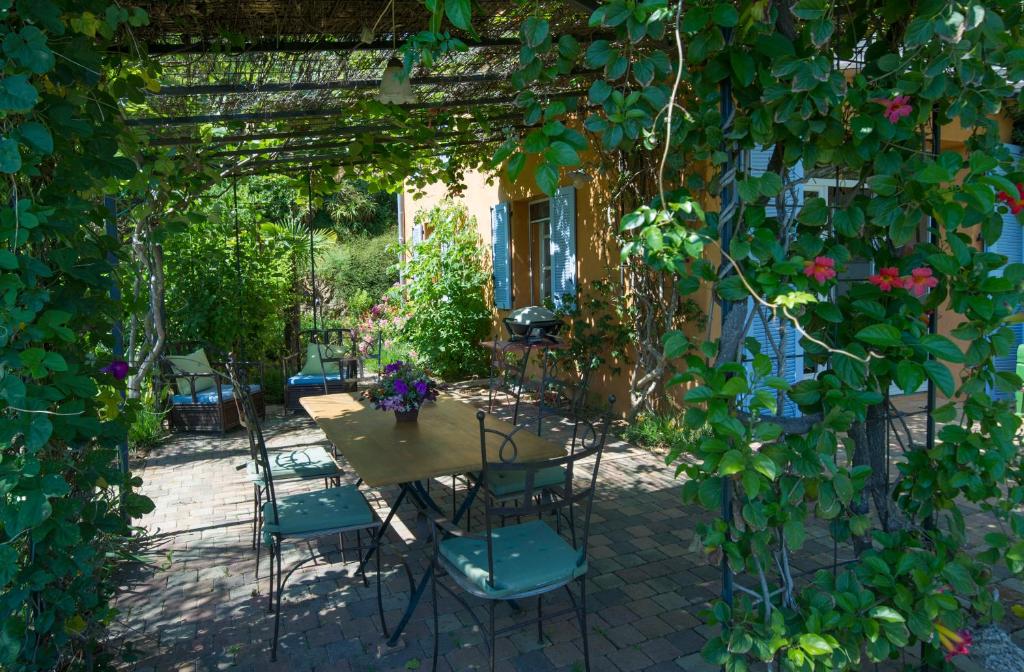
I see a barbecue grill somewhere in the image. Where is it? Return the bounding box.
[503,306,563,342]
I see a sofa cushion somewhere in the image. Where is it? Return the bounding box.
[170,383,261,405]
[300,343,348,376]
[166,348,216,396]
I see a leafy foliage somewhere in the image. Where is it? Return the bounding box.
[408,0,1024,668]
[398,200,491,380]
[0,3,156,669]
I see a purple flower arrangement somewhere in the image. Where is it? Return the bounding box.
[364,360,438,413]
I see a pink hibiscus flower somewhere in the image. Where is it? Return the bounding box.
[803,256,837,284]
[868,267,905,292]
[874,95,913,123]
[906,267,938,297]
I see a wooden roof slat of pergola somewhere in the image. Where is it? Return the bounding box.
[153,72,506,97]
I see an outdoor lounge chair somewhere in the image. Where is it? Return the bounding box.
[159,343,265,434]
[228,362,386,662]
[428,397,615,672]
[283,328,359,413]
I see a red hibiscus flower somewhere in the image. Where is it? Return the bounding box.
[868,266,904,292]
[874,95,913,123]
[803,256,837,284]
[997,183,1024,215]
[906,267,938,297]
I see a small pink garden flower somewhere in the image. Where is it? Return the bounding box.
[803,256,837,283]
[875,95,913,123]
[868,266,904,292]
[906,267,938,297]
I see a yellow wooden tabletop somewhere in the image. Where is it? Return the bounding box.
[299,393,565,487]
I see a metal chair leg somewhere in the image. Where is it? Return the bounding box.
[266,540,275,613]
[431,558,440,672]
[578,577,590,672]
[357,530,368,587]
[537,593,543,644]
[271,544,283,661]
[488,599,496,672]
[376,536,388,638]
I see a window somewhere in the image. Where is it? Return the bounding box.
[529,199,552,304]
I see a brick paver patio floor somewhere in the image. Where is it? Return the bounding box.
[111,388,1013,671]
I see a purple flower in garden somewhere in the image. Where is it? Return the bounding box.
[371,304,384,317]
[384,361,404,375]
[101,360,130,380]
[414,379,429,397]
[393,379,410,395]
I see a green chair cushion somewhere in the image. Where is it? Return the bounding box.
[1016,344,1024,414]
[262,485,373,541]
[439,520,586,599]
[484,465,566,498]
[301,343,347,376]
[166,348,215,396]
[248,445,340,482]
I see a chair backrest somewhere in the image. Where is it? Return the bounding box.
[301,328,357,353]
[475,395,615,589]
[227,359,280,523]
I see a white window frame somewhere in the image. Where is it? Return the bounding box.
[528,197,552,305]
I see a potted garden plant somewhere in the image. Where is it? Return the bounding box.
[364,360,438,422]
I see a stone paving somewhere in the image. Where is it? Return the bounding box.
[110,388,1010,672]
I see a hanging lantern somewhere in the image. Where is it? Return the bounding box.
[378,57,417,105]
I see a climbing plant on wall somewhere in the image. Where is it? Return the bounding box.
[411,0,1024,668]
[0,2,158,669]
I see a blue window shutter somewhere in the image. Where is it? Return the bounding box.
[491,202,512,310]
[989,143,1023,399]
[748,145,804,219]
[550,185,577,306]
[744,300,804,417]
[744,147,805,414]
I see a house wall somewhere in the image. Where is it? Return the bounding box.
[401,113,1019,411]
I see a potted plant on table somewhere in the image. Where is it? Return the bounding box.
[364,360,438,422]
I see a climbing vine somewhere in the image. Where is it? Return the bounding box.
[0,2,157,669]
[411,0,1024,668]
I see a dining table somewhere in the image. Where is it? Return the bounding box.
[299,392,566,646]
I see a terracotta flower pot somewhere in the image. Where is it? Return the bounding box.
[394,408,419,423]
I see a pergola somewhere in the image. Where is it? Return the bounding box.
[118,0,601,182]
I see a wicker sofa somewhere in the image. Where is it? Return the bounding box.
[283,329,359,413]
[160,344,266,434]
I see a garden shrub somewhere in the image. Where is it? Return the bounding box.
[319,233,399,322]
[0,4,157,669]
[399,201,491,380]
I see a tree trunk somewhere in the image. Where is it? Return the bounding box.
[848,401,890,551]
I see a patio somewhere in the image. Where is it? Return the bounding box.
[109,389,1014,672]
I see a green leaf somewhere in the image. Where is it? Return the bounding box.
[869,606,906,623]
[18,121,52,154]
[855,324,902,347]
[711,3,739,27]
[506,152,526,182]
[923,360,955,396]
[444,0,472,30]
[0,74,39,112]
[718,449,745,476]
[0,545,17,588]
[798,634,833,656]
[520,16,549,47]
[729,51,755,87]
[0,137,21,173]
[544,141,580,167]
[3,26,54,74]
[894,360,925,394]
[535,162,559,195]
[917,334,964,363]
[589,79,612,104]
[752,454,778,480]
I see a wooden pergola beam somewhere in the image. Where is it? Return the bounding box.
[127,89,584,127]
[155,73,505,97]
[207,128,524,158]
[147,112,522,146]
[122,36,522,56]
